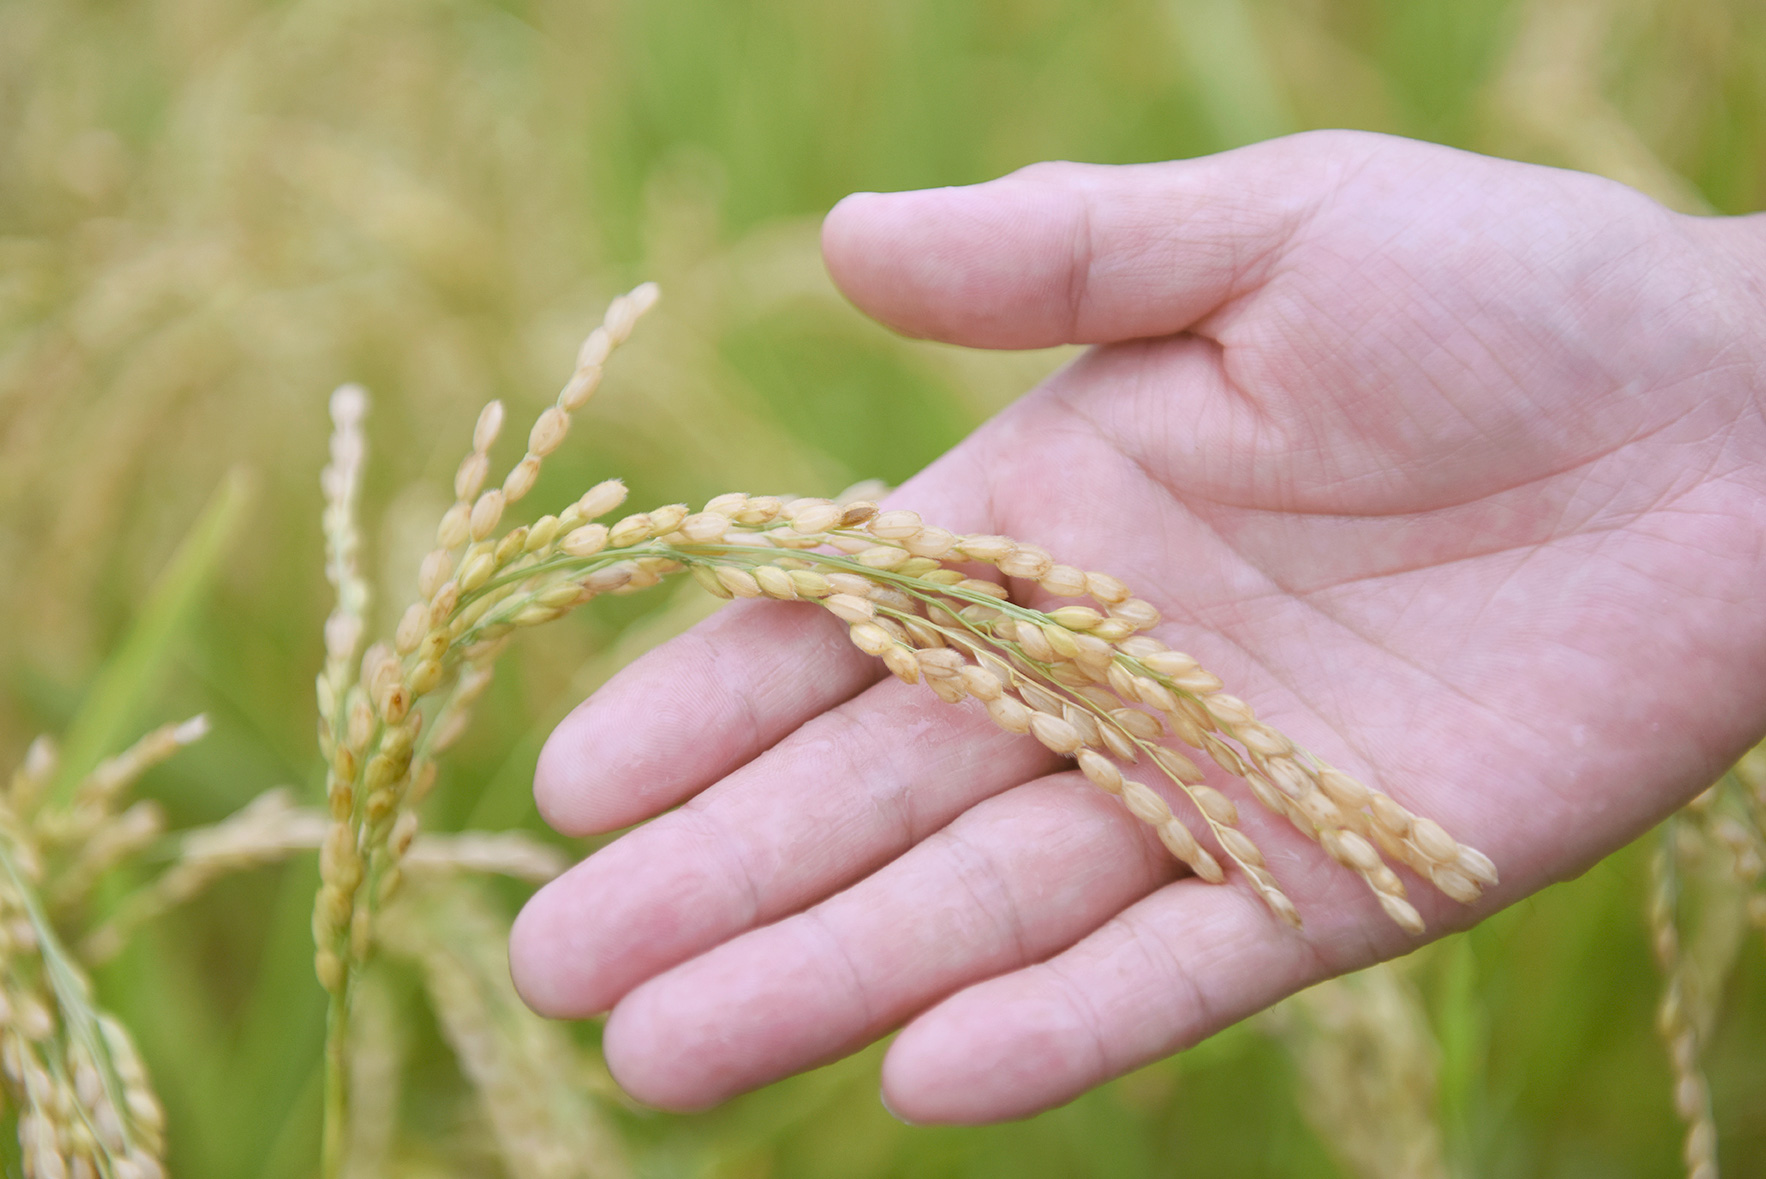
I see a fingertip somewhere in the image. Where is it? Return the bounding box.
[509,823,753,1020]
[822,187,936,339]
[508,880,592,1020]
[819,190,873,271]
[601,986,724,1114]
[882,978,1103,1124]
[530,626,762,837]
[878,1086,919,1126]
[823,178,1068,347]
[826,190,883,222]
[533,600,879,838]
[533,684,678,836]
[532,715,592,836]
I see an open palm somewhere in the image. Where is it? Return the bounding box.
[510,131,1766,1122]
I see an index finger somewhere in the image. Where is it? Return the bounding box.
[534,449,1002,836]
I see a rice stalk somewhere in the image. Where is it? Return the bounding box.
[309,280,1495,1170]
[1652,746,1766,1179]
[1272,961,1451,1179]
[311,283,664,1174]
[1723,745,1766,939]
[0,720,212,1179]
[79,789,325,964]
[564,501,1489,931]
[78,789,566,971]
[376,876,631,1179]
[400,831,569,885]
[338,967,405,1179]
[1483,0,1712,213]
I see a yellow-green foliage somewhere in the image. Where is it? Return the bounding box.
[3,0,1766,1175]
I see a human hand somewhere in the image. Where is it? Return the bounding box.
[509,130,1766,1122]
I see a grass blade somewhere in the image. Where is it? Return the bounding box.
[51,467,254,805]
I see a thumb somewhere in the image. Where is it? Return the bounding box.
[821,131,1376,350]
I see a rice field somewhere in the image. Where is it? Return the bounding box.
[2,0,1765,1175]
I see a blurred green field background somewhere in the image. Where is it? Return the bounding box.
[2,0,1765,1175]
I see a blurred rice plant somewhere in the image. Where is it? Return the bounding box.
[2,0,1765,1174]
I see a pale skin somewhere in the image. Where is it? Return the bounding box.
[508,130,1766,1122]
